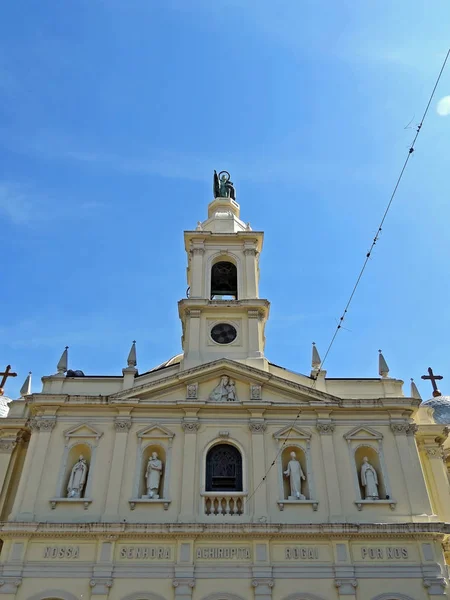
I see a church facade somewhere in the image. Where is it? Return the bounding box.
[0,179,449,600]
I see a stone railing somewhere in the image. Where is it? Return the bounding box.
[201,492,247,516]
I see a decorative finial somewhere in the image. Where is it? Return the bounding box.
[311,342,321,372]
[378,350,389,378]
[127,340,137,368]
[20,372,32,397]
[196,221,203,231]
[0,365,17,397]
[213,170,236,200]
[56,346,69,376]
[421,367,443,398]
[410,378,422,400]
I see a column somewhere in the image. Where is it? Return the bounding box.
[103,417,131,522]
[10,418,55,521]
[317,422,342,521]
[178,420,199,522]
[391,423,433,516]
[249,420,268,520]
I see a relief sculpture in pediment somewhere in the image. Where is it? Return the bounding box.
[209,376,238,402]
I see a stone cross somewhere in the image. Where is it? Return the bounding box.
[421,367,443,398]
[0,365,17,396]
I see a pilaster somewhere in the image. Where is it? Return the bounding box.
[333,540,357,598]
[248,420,268,520]
[317,421,342,520]
[391,422,433,518]
[11,417,55,521]
[103,417,132,521]
[243,245,259,299]
[189,242,205,298]
[178,419,200,522]
[172,578,195,600]
[417,425,450,522]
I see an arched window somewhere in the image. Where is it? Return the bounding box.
[211,261,237,299]
[206,444,242,492]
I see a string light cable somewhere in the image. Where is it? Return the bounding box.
[246,48,450,506]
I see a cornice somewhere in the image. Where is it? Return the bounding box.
[0,521,447,540]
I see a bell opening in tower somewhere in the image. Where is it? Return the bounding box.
[210,261,238,300]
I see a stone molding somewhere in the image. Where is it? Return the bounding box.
[252,578,274,588]
[0,439,17,453]
[114,418,132,432]
[406,424,418,436]
[0,521,447,540]
[316,422,335,435]
[424,447,445,459]
[25,591,78,600]
[121,594,166,600]
[423,577,448,593]
[249,421,267,434]
[250,384,262,400]
[334,578,357,592]
[182,421,200,433]
[186,383,198,399]
[390,423,410,435]
[28,417,56,432]
[90,578,113,594]
[190,247,205,256]
[199,594,246,600]
[187,309,201,318]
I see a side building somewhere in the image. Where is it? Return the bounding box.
[0,180,449,600]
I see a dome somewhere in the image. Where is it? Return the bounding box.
[421,395,450,424]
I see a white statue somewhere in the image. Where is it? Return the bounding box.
[284,451,306,499]
[209,376,229,402]
[360,456,379,500]
[144,452,163,499]
[226,379,237,402]
[67,455,88,498]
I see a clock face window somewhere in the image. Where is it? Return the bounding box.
[210,323,237,345]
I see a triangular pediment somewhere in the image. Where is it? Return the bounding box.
[137,423,175,440]
[344,425,383,441]
[63,423,103,441]
[109,358,341,405]
[273,425,312,440]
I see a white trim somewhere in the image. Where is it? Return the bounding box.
[371,595,417,600]
[206,251,243,300]
[121,593,167,600]
[27,591,79,600]
[281,594,328,600]
[201,437,247,495]
[199,594,247,600]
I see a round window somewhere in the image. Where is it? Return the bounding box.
[210,323,237,345]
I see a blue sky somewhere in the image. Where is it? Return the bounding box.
[1,0,450,400]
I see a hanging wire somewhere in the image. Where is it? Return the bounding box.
[246,48,450,506]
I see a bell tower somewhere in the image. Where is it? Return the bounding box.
[178,171,270,371]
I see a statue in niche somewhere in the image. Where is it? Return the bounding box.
[213,170,236,200]
[67,455,88,498]
[209,376,238,402]
[360,456,379,500]
[284,451,306,500]
[144,452,163,499]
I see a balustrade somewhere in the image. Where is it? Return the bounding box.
[201,492,246,516]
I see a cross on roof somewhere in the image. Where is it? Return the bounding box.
[421,367,443,398]
[0,365,17,396]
